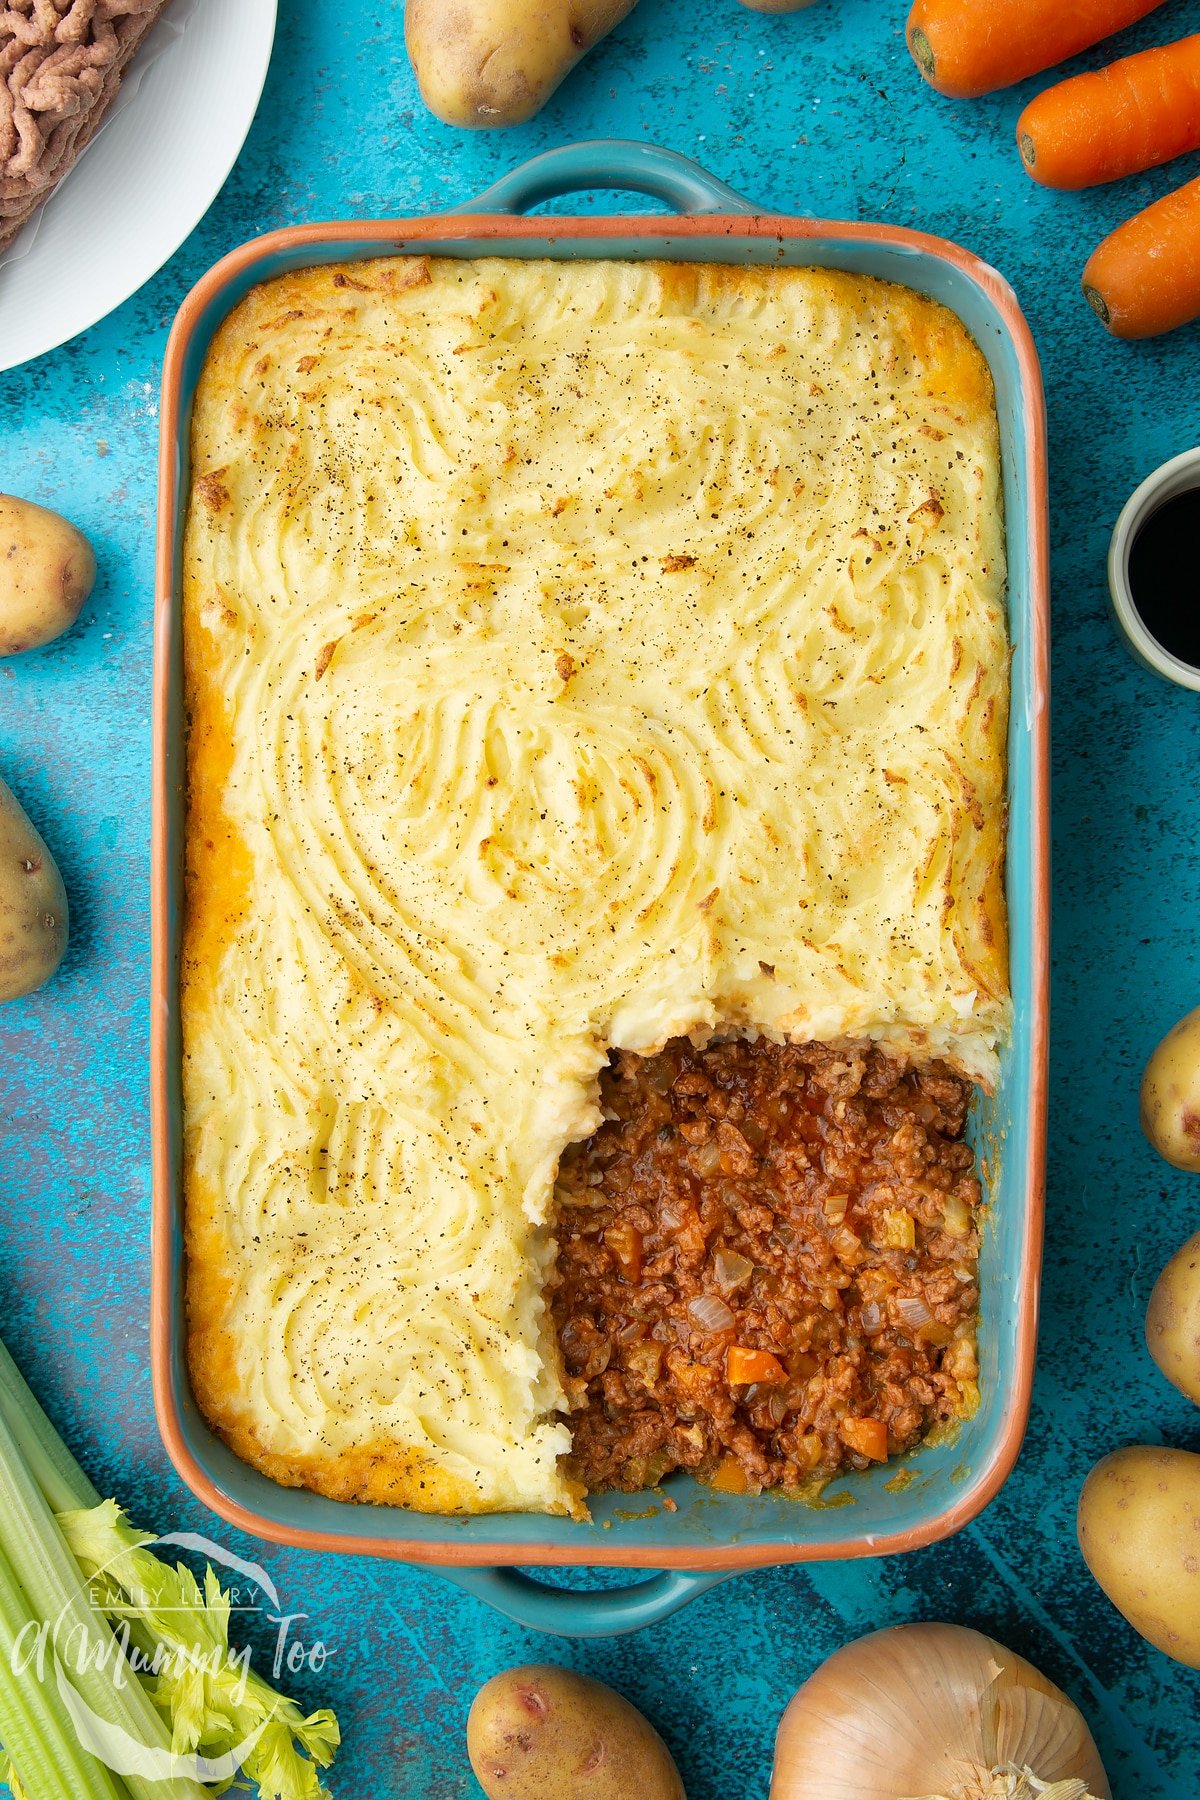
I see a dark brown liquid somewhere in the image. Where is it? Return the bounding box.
[1128,488,1200,669]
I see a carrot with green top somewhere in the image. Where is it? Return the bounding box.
[908,0,1164,99]
[1019,35,1200,187]
[1084,174,1200,336]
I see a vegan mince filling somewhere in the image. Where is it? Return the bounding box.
[551,1036,984,1495]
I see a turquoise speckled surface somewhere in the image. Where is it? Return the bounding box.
[1,0,1199,1794]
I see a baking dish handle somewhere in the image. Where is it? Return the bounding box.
[454,140,759,218]
[437,1565,734,1637]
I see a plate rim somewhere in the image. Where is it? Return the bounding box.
[0,0,279,375]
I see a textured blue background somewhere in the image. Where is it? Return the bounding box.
[2,0,1200,1794]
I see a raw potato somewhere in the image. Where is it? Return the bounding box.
[1147,1229,1200,1404]
[467,1664,686,1800]
[0,776,68,1002]
[1141,1005,1200,1171]
[0,494,95,656]
[1078,1445,1200,1668]
[405,0,640,128]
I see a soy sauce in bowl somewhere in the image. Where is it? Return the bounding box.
[1127,488,1200,670]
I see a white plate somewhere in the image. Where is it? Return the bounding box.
[0,0,278,373]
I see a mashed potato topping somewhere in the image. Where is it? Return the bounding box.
[182,257,1009,1516]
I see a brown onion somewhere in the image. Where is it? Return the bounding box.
[770,1624,1110,1800]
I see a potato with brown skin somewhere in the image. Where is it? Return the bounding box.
[736,0,817,11]
[0,776,68,1001]
[467,1664,686,1799]
[1147,1229,1200,1405]
[1140,1005,1200,1172]
[405,0,640,129]
[1078,1446,1200,1668]
[0,494,96,656]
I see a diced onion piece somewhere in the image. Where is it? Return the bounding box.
[794,1432,824,1473]
[832,1226,864,1267]
[605,1220,644,1283]
[714,1248,754,1293]
[823,1190,849,1221]
[839,1415,889,1461]
[941,1195,973,1238]
[687,1294,736,1334]
[881,1208,916,1250]
[896,1294,934,1332]
[694,1140,721,1177]
[625,1340,663,1386]
[858,1300,885,1336]
[857,1267,894,1305]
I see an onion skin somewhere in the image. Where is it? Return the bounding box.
[769,1624,1110,1799]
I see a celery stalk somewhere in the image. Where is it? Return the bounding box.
[0,1404,208,1800]
[0,1336,98,1515]
[0,1339,341,1800]
[62,1505,339,1800]
[0,1536,129,1800]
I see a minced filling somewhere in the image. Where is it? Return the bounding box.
[551,1037,983,1495]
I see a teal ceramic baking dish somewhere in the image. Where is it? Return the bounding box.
[152,141,1050,1637]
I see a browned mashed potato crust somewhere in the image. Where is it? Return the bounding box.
[552,1037,982,1494]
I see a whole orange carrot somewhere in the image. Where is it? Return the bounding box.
[908,0,1164,99]
[1019,36,1200,187]
[1083,174,1200,336]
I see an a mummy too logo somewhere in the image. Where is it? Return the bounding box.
[8,1522,337,1790]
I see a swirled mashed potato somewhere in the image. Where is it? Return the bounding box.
[182,257,1009,1516]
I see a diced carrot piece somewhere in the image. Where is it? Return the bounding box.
[840,1415,889,1462]
[727,1345,787,1386]
[708,1454,750,1494]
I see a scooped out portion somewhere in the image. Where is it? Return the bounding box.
[552,1036,984,1497]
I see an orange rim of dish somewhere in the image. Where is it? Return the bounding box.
[151,208,1050,1568]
